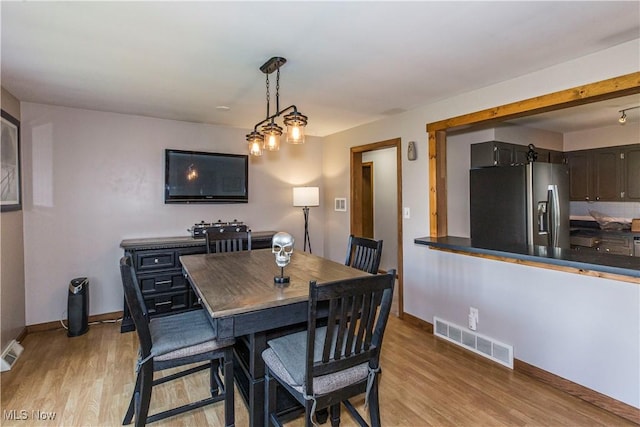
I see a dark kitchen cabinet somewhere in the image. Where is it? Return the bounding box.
[566,144,638,202]
[534,148,564,164]
[622,145,640,201]
[471,141,564,168]
[471,141,514,167]
[592,148,621,201]
[471,141,532,168]
[566,150,591,200]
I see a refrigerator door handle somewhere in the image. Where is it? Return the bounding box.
[537,201,548,235]
[548,184,560,247]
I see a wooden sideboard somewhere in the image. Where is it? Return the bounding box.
[119,231,276,333]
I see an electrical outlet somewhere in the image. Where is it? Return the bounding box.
[468,307,479,330]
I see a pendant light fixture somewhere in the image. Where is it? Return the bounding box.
[246,57,308,156]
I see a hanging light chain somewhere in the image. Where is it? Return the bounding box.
[265,73,270,119]
[276,67,281,113]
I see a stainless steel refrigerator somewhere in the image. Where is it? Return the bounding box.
[469,163,570,250]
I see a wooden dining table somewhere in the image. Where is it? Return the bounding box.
[180,248,371,427]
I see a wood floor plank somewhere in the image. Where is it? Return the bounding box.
[1,316,636,426]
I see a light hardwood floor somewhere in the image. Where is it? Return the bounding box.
[1,315,635,427]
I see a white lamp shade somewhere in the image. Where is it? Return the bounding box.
[293,187,319,207]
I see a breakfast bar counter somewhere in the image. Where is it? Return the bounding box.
[415,236,640,282]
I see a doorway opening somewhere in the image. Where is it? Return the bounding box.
[350,138,403,317]
[361,162,374,238]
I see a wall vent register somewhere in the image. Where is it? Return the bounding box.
[434,317,514,368]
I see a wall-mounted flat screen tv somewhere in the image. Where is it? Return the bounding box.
[164,149,248,204]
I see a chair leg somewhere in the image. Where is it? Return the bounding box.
[223,348,235,427]
[330,404,341,427]
[135,362,154,427]
[367,376,381,427]
[304,398,315,427]
[265,368,278,426]
[123,370,141,425]
[210,359,221,396]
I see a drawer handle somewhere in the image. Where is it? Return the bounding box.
[156,301,172,307]
[154,258,159,264]
[155,280,172,286]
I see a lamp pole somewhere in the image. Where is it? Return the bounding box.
[302,206,312,254]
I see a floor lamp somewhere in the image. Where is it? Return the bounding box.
[293,187,319,254]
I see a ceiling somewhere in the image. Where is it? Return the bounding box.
[2,2,639,137]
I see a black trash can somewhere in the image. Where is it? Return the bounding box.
[67,277,89,337]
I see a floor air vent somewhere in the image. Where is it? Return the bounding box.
[434,317,513,369]
[1,340,24,372]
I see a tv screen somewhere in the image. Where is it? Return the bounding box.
[164,149,248,204]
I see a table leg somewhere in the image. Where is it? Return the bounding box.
[248,333,267,427]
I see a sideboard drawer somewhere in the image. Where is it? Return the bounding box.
[135,250,175,271]
[145,291,189,315]
[138,272,188,294]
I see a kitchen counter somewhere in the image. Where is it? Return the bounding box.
[414,235,639,281]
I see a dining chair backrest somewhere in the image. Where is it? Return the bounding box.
[305,269,395,397]
[120,255,152,359]
[345,234,383,274]
[204,229,252,254]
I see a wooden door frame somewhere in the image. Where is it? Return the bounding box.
[351,138,403,317]
[426,72,640,237]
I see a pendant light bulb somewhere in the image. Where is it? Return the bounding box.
[284,110,308,144]
[262,122,283,151]
[246,131,264,156]
[619,111,627,124]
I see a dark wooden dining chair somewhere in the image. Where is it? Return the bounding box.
[345,234,383,274]
[204,228,252,254]
[119,256,235,427]
[262,269,396,427]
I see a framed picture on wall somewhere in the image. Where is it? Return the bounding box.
[1,109,21,212]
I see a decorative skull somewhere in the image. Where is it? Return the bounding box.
[272,232,295,268]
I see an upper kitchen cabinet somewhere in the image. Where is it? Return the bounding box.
[622,144,640,201]
[566,150,591,200]
[566,144,639,201]
[592,148,621,201]
[471,141,517,167]
[536,148,565,164]
[470,141,555,168]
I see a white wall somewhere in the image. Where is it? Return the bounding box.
[322,39,640,408]
[564,123,639,151]
[20,103,324,325]
[362,148,397,271]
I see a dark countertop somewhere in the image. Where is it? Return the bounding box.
[414,236,640,279]
[121,231,277,250]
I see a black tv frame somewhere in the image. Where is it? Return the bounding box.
[164,149,248,204]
